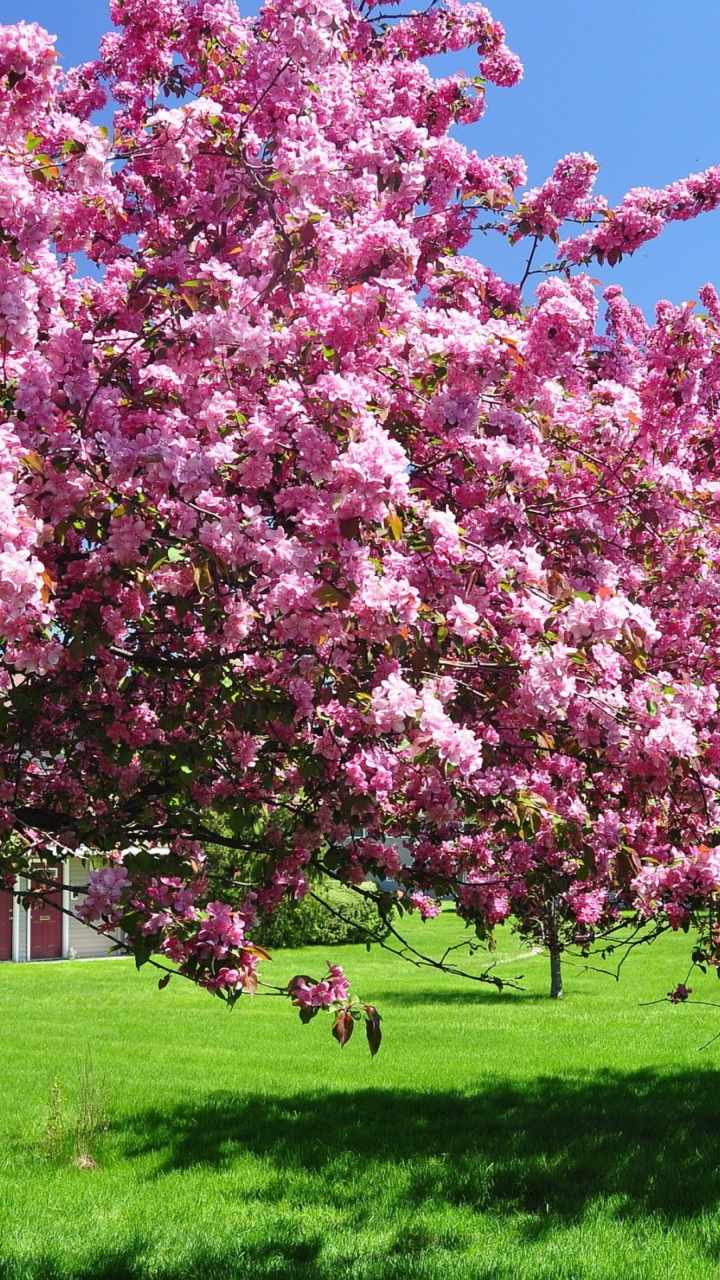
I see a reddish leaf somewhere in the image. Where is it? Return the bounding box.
[40,570,55,605]
[365,1005,382,1057]
[338,516,362,539]
[495,335,525,367]
[157,972,171,990]
[332,1010,354,1048]
[243,942,273,962]
[299,220,317,247]
[179,289,199,312]
[617,847,641,883]
[31,154,59,183]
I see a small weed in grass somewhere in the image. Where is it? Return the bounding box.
[38,1054,109,1171]
[74,1052,109,1168]
[41,1076,65,1161]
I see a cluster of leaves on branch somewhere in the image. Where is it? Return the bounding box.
[3,0,720,1040]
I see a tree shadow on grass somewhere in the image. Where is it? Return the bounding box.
[119,1069,720,1224]
[0,1239,321,1280]
[0,1244,146,1280]
[392,988,549,1004]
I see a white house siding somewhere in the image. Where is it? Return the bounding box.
[15,881,27,962]
[66,858,120,960]
[67,916,117,959]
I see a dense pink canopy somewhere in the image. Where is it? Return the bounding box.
[2,0,720,1033]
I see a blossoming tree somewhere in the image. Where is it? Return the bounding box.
[2,0,720,1038]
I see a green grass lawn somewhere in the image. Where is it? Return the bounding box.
[2,913,720,1280]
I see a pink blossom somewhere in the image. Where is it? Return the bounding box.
[515,152,600,239]
[290,964,351,1008]
[420,686,483,776]
[371,673,422,733]
[447,596,480,641]
[565,886,607,926]
[76,865,131,927]
[408,891,442,919]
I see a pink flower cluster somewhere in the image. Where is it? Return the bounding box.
[632,848,720,926]
[290,965,351,1009]
[196,900,248,956]
[514,152,600,239]
[408,891,442,920]
[76,865,132,928]
[563,166,720,265]
[565,886,608,926]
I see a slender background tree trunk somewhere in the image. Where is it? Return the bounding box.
[549,945,563,1000]
[546,898,564,999]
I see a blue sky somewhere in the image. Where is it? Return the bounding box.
[6,0,720,318]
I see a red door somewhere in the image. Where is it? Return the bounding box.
[0,888,12,961]
[29,869,62,960]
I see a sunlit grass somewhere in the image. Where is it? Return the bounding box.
[1,912,720,1278]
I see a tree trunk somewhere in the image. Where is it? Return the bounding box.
[545,896,564,999]
[549,945,563,1000]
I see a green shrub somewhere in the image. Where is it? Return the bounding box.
[252,880,389,949]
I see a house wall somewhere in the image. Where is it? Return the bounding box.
[66,858,118,960]
[14,881,26,962]
[3,858,123,962]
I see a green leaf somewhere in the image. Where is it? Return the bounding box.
[133,935,155,970]
[146,547,167,571]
